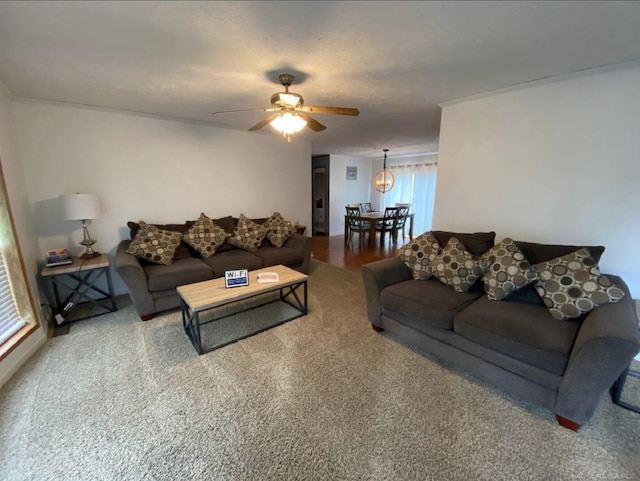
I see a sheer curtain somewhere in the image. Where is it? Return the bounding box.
[384,165,413,208]
[411,163,437,234]
[384,162,437,235]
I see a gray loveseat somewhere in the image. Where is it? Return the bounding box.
[362,230,640,430]
[115,216,312,321]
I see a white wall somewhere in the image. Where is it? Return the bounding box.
[0,84,46,386]
[12,101,312,296]
[435,65,640,298]
[328,154,373,235]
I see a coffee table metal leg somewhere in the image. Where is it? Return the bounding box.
[280,281,308,314]
[181,298,203,355]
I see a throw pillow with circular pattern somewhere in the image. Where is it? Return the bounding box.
[481,237,538,300]
[127,220,183,265]
[264,211,295,248]
[226,214,269,252]
[533,248,625,320]
[182,212,230,258]
[398,232,441,280]
[431,237,490,293]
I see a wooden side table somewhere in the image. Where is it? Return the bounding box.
[295,225,307,235]
[41,254,117,323]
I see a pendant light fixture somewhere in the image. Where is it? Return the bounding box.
[373,149,394,193]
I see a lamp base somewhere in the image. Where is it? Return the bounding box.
[79,221,99,259]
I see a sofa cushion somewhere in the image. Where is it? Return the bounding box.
[454,296,580,375]
[533,248,625,320]
[213,215,236,235]
[144,258,214,291]
[482,238,538,300]
[253,246,303,268]
[431,231,496,256]
[381,279,482,331]
[398,232,441,280]
[226,214,269,252]
[514,241,605,265]
[431,238,490,293]
[128,220,196,260]
[200,249,264,278]
[264,211,294,248]
[182,212,230,258]
[127,221,183,265]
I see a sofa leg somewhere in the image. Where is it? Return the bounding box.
[371,323,384,332]
[140,314,153,322]
[556,415,581,431]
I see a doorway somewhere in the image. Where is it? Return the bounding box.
[312,155,329,236]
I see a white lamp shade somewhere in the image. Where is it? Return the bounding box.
[61,193,102,220]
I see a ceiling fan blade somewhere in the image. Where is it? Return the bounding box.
[212,108,277,115]
[300,106,360,116]
[298,113,326,132]
[249,113,279,131]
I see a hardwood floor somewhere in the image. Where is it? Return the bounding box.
[311,233,403,274]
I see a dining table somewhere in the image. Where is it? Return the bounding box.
[344,211,414,247]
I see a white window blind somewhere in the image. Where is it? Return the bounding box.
[0,250,24,344]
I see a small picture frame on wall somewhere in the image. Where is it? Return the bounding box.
[346,166,357,181]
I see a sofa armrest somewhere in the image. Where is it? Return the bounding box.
[283,234,313,274]
[114,240,153,316]
[556,275,640,424]
[361,257,411,325]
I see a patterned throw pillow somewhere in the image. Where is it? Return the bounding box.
[226,214,269,252]
[182,212,230,258]
[398,232,441,280]
[533,248,625,320]
[264,211,295,248]
[127,220,183,265]
[431,237,490,293]
[482,237,538,300]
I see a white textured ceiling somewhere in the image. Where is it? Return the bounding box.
[1,1,640,158]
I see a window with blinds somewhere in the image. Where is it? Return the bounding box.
[0,250,24,345]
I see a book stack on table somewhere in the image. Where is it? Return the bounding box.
[46,248,73,267]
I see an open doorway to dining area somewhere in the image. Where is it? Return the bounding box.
[311,152,438,272]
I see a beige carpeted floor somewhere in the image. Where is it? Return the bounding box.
[1,260,639,480]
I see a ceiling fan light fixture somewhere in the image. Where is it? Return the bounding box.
[277,92,303,107]
[270,112,307,135]
[373,149,395,193]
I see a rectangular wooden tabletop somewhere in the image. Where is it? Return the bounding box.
[177,264,308,313]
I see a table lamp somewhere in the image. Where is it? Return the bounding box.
[61,193,102,258]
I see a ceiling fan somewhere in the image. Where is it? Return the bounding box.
[212,74,360,140]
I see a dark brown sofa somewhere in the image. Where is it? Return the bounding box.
[362,230,640,430]
[115,216,312,320]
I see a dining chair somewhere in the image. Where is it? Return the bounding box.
[345,206,370,245]
[360,202,372,213]
[393,206,410,244]
[375,207,400,246]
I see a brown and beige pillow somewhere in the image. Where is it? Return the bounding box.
[431,237,490,293]
[533,248,625,320]
[127,220,183,265]
[398,232,441,280]
[182,212,230,258]
[264,211,295,248]
[226,214,269,252]
[482,237,538,300]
